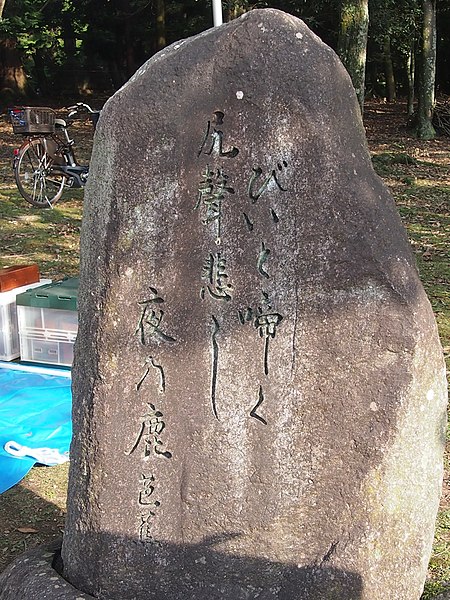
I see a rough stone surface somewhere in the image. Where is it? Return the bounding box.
[56,8,446,600]
[0,543,94,599]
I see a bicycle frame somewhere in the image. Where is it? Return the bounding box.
[11,102,100,207]
[46,122,89,188]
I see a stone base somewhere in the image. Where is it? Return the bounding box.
[0,542,94,599]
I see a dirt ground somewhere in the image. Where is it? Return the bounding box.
[0,98,448,596]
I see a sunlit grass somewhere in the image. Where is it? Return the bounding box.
[0,188,83,278]
[423,509,450,598]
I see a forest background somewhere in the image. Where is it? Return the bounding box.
[0,0,449,141]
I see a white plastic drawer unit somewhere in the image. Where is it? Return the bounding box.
[0,279,51,361]
[16,277,78,367]
[18,306,78,334]
[19,336,76,367]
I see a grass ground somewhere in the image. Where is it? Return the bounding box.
[0,99,448,596]
[367,101,450,598]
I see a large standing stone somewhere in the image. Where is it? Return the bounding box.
[4,8,446,600]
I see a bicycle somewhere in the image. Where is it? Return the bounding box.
[10,103,100,208]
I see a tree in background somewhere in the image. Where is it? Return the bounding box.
[0,0,87,99]
[155,0,166,50]
[225,0,248,21]
[337,0,369,112]
[368,0,422,114]
[0,0,27,99]
[417,0,437,139]
[79,0,154,90]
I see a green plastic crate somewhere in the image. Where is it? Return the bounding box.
[16,277,79,311]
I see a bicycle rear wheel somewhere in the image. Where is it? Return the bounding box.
[14,138,67,208]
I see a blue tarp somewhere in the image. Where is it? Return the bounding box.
[0,362,72,494]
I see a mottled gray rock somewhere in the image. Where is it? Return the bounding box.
[0,542,94,599]
[7,7,447,600]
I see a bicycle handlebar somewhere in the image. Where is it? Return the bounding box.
[67,102,99,118]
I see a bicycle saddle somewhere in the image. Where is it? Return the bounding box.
[55,118,67,128]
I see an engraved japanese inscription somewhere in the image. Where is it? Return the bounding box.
[123,106,290,545]
[193,109,288,420]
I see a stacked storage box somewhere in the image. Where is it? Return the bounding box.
[16,278,79,367]
[0,279,52,361]
[0,264,40,293]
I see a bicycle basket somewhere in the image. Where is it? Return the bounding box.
[10,107,56,135]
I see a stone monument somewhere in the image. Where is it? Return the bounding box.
[0,8,447,600]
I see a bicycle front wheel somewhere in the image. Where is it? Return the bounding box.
[14,138,67,208]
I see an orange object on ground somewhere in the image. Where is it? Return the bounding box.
[0,265,40,293]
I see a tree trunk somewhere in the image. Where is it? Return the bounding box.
[118,0,135,81]
[34,48,48,96]
[0,0,26,98]
[156,0,166,51]
[407,39,415,116]
[0,38,27,96]
[417,0,436,139]
[60,9,79,95]
[337,0,369,114]
[383,36,396,102]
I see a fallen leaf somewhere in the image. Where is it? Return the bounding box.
[16,527,38,534]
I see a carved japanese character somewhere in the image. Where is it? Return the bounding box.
[195,166,235,244]
[198,111,239,158]
[201,252,233,301]
[136,288,176,346]
[250,386,267,425]
[139,508,160,542]
[248,160,288,203]
[257,242,270,279]
[136,356,166,393]
[210,315,220,420]
[238,292,283,376]
[138,473,156,505]
[125,403,172,459]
